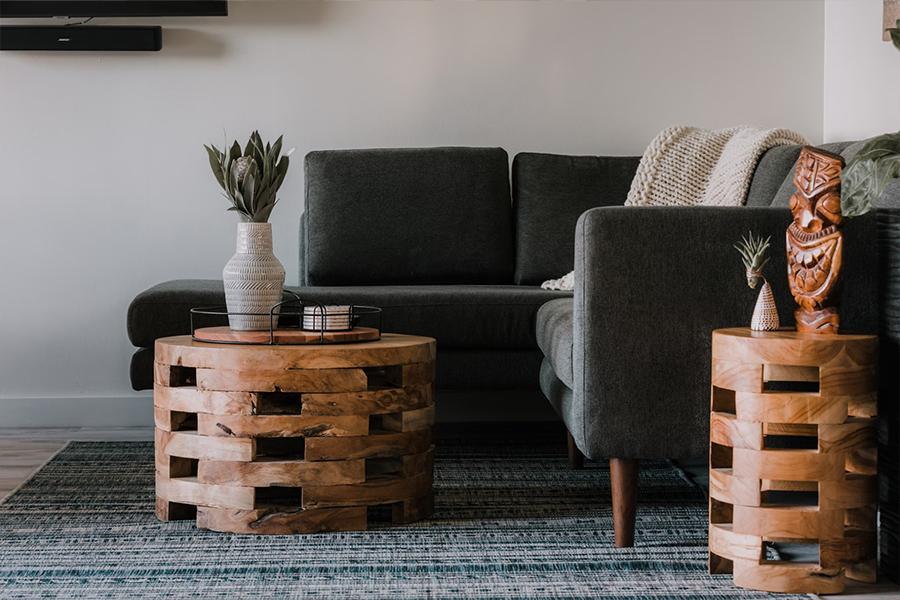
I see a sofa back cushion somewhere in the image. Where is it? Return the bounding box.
[512,153,639,285]
[745,145,804,207]
[303,147,514,285]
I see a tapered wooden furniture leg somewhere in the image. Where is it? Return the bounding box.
[567,430,584,470]
[610,458,639,548]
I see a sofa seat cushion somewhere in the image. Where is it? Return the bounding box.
[535,298,574,388]
[304,147,515,285]
[127,279,573,349]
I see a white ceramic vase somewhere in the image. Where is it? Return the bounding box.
[223,222,286,331]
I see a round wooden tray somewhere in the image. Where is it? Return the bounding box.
[193,326,380,345]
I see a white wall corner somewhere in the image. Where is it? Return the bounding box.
[824,0,900,143]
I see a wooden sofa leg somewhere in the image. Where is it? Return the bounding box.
[610,458,639,547]
[567,430,584,470]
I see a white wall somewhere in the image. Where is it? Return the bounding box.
[0,1,825,426]
[824,0,900,142]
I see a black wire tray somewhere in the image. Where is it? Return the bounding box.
[190,291,382,346]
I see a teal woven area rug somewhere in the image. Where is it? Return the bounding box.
[0,430,807,600]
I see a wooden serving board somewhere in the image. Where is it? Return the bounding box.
[193,326,380,345]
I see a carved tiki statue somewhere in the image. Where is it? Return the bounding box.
[787,146,845,334]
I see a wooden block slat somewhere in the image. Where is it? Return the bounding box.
[301,384,432,416]
[733,448,844,482]
[709,523,763,561]
[197,505,367,535]
[819,529,877,568]
[712,328,877,368]
[710,412,762,450]
[392,494,434,525]
[382,405,436,433]
[156,474,254,510]
[819,365,878,396]
[845,504,877,530]
[760,479,818,493]
[154,406,194,433]
[762,364,818,383]
[156,334,436,372]
[845,447,877,475]
[712,360,763,393]
[305,428,433,462]
[732,559,845,595]
[156,429,255,462]
[302,472,432,509]
[735,391,848,425]
[818,418,877,453]
[155,496,196,522]
[847,395,877,417]
[384,362,435,387]
[709,468,761,507]
[845,559,877,584]
[198,458,366,487]
[762,422,817,437]
[733,505,843,539]
[155,384,257,416]
[196,367,368,393]
[197,413,368,439]
[154,362,196,387]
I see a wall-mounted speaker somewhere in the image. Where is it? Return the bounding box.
[0,26,162,51]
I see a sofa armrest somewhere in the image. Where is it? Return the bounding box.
[570,206,878,460]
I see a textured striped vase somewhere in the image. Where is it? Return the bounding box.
[223,222,285,331]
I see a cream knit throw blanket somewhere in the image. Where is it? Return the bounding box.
[540,125,809,290]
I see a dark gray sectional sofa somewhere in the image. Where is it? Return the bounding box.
[128,144,899,571]
[128,147,634,393]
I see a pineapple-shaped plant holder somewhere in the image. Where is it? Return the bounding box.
[735,232,779,331]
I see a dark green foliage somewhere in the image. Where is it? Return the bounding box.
[840,20,900,217]
[204,131,291,223]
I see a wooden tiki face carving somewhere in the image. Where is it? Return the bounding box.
[786,146,844,334]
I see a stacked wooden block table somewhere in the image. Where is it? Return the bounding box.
[709,328,878,594]
[153,333,436,534]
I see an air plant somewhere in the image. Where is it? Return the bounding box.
[204,131,293,223]
[734,231,771,289]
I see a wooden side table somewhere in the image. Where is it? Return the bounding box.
[153,333,436,535]
[709,328,878,594]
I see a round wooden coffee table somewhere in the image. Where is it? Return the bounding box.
[708,328,878,594]
[153,333,436,534]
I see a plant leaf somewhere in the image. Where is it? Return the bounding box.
[229,140,242,162]
[243,171,257,215]
[204,145,226,191]
[271,135,283,162]
[275,156,290,185]
[842,154,900,217]
[253,199,277,223]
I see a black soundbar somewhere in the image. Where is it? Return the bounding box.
[0,26,162,51]
[0,1,227,18]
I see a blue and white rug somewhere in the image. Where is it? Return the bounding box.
[0,428,806,599]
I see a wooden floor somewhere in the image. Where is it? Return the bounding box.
[0,427,897,599]
[0,427,153,501]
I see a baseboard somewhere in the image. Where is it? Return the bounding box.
[0,391,558,428]
[0,395,154,428]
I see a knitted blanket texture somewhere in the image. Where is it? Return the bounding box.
[624,125,809,207]
[541,125,809,290]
